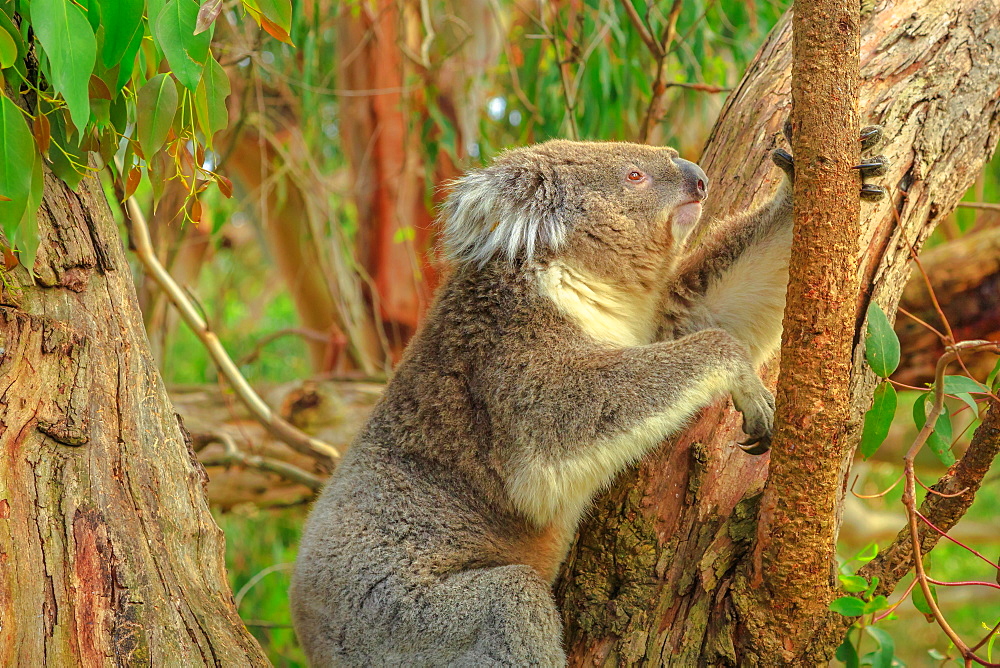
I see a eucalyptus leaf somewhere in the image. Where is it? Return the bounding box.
[865,302,901,378]
[136,73,178,157]
[912,582,938,615]
[154,0,212,91]
[860,381,897,459]
[0,94,33,238]
[913,393,955,466]
[99,0,143,67]
[31,0,98,133]
[194,52,230,146]
[48,111,89,190]
[864,626,896,668]
[829,596,866,617]
[836,632,860,668]
[0,23,15,68]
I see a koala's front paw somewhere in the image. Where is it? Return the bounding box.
[770,123,890,202]
[730,373,775,455]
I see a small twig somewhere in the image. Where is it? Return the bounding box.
[897,305,948,341]
[850,472,904,499]
[123,198,341,470]
[199,432,326,491]
[234,562,294,608]
[236,327,330,366]
[633,0,683,143]
[663,81,732,93]
[915,511,1000,571]
[619,0,661,56]
[973,618,1000,653]
[957,201,1000,212]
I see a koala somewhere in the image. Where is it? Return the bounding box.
[290,130,887,666]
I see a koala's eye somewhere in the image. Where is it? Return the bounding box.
[627,170,645,182]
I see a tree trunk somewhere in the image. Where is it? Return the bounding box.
[0,172,268,664]
[745,0,861,656]
[557,1,1000,665]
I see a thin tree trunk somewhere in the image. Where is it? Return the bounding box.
[0,172,268,665]
[745,0,861,657]
[557,1,1000,665]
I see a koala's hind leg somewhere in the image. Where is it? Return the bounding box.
[443,565,566,668]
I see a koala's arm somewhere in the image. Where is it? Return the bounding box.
[495,327,773,527]
[663,181,793,366]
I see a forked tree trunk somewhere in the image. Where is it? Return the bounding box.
[0,173,268,664]
[557,0,1000,664]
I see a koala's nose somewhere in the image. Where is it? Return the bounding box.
[677,159,709,202]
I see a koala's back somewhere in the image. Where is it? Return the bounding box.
[290,267,570,666]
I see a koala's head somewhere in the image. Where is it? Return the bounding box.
[440,140,708,282]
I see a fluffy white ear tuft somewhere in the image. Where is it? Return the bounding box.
[440,164,568,267]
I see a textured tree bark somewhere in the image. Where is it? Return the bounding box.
[744,0,860,658]
[557,1,1000,665]
[0,172,269,665]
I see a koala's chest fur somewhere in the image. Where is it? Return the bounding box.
[536,261,659,347]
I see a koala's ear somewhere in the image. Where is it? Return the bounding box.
[440,162,568,267]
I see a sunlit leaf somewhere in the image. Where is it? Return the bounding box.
[31,0,97,134]
[0,23,15,69]
[154,0,213,91]
[99,0,143,67]
[136,73,179,157]
[839,574,868,593]
[860,381,896,459]
[865,302,900,378]
[244,0,291,34]
[829,596,866,616]
[857,543,879,563]
[115,19,145,92]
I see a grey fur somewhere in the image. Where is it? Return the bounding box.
[291,137,881,666]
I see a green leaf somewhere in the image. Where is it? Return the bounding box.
[913,393,955,466]
[136,73,178,157]
[839,575,868,594]
[83,0,101,33]
[989,356,1000,391]
[0,23,15,69]
[857,543,879,563]
[14,145,43,272]
[31,0,98,134]
[863,594,889,614]
[194,52,229,146]
[860,382,897,459]
[99,0,143,67]
[836,632,860,668]
[911,583,937,615]
[864,627,896,668]
[942,374,986,395]
[864,575,880,599]
[0,94,33,238]
[829,596,866,616]
[114,21,144,92]
[154,0,213,91]
[865,302,901,378]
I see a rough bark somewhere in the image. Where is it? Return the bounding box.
[557,1,1000,665]
[0,171,268,665]
[745,0,861,658]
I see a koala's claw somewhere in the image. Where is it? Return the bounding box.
[861,184,887,202]
[853,155,889,177]
[739,436,771,456]
[772,123,888,203]
[771,148,794,178]
[732,378,775,457]
[860,125,884,153]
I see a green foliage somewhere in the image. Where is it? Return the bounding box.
[912,393,955,466]
[0,0,290,262]
[865,303,901,378]
[860,381,897,459]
